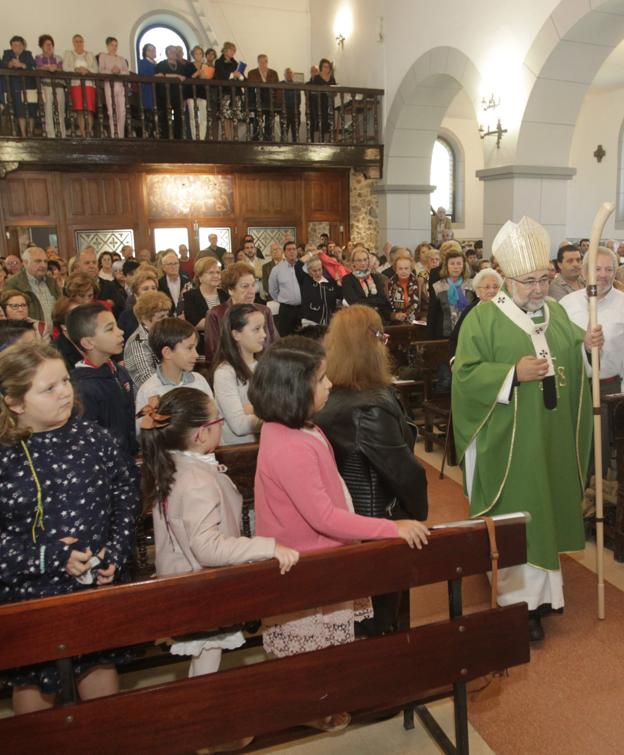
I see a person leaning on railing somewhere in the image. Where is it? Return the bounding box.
[281,67,301,142]
[1,35,37,137]
[213,41,244,141]
[154,45,185,139]
[35,34,66,138]
[308,58,336,142]
[137,43,156,136]
[98,36,129,139]
[63,34,98,138]
[184,45,208,141]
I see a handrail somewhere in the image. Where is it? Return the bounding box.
[0,67,384,94]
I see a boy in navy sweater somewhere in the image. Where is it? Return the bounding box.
[67,303,138,459]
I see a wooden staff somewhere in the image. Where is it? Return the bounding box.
[587,200,615,620]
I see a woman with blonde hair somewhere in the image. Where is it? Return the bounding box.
[65,272,99,304]
[118,265,160,340]
[341,248,392,323]
[183,256,228,332]
[414,242,432,274]
[315,305,428,636]
[124,291,172,388]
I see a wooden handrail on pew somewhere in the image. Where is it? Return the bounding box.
[0,514,530,755]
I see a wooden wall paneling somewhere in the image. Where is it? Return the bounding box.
[134,172,150,253]
[51,173,71,258]
[0,167,351,261]
[26,178,51,217]
[303,171,349,222]
[62,174,136,224]
[65,176,85,217]
[0,173,56,223]
[238,174,301,219]
[6,177,28,218]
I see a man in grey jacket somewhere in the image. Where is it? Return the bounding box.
[5,246,60,325]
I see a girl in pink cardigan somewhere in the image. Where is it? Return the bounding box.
[249,336,429,731]
[139,387,298,680]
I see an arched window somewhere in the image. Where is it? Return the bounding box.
[430,137,455,220]
[136,24,189,63]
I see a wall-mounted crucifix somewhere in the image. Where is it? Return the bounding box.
[594,144,606,163]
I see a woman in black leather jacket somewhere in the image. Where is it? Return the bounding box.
[315,304,428,635]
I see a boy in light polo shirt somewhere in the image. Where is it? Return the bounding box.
[135,318,213,434]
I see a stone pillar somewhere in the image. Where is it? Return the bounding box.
[350,170,380,250]
[477,165,576,256]
[374,184,436,248]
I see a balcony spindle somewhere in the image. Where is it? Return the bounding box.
[304,88,311,143]
[95,80,105,138]
[165,81,173,139]
[35,75,45,138]
[124,79,132,138]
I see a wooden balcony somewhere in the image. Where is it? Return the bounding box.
[0,70,383,177]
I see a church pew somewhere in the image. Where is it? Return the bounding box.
[599,394,624,561]
[0,515,530,755]
[385,322,430,370]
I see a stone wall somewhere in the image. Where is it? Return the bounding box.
[350,170,379,250]
[307,222,330,246]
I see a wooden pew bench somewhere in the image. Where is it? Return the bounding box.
[0,514,530,755]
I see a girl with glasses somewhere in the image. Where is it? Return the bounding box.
[139,387,297,689]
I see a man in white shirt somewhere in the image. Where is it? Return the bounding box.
[158,250,191,315]
[560,246,624,470]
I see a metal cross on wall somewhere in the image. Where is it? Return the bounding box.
[594,145,606,163]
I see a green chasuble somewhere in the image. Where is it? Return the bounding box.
[452,295,592,570]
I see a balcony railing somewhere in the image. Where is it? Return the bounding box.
[0,69,382,146]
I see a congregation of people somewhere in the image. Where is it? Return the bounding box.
[0,32,341,142]
[0,212,621,742]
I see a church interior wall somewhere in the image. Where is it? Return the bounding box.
[4,1,311,79]
[567,86,624,240]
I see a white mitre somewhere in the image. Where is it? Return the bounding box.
[492,217,551,277]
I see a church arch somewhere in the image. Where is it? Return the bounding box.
[517,0,624,167]
[129,10,205,69]
[384,46,483,188]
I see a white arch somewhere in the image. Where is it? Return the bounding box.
[129,10,207,69]
[384,46,483,186]
[517,0,624,166]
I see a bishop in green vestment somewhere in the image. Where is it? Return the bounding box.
[452,217,603,640]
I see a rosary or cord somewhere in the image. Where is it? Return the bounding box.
[21,440,44,542]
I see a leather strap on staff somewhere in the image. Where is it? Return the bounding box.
[482,516,499,609]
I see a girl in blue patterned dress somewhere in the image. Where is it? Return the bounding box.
[0,343,139,714]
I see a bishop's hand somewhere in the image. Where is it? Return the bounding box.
[516,356,549,382]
